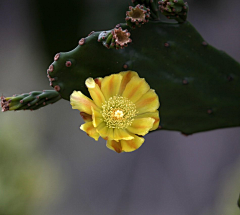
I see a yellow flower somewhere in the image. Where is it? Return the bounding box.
[70,71,160,153]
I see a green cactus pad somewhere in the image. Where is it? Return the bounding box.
[48,21,240,134]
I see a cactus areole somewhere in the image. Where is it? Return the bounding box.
[1,0,240,135]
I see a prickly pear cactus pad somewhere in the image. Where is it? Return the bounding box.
[1,0,240,136]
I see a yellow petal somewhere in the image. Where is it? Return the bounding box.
[85,78,105,107]
[70,91,97,115]
[135,111,160,131]
[114,129,134,141]
[122,76,150,103]
[118,71,139,95]
[135,89,160,114]
[91,107,104,127]
[80,112,92,122]
[101,74,123,100]
[96,122,114,140]
[121,135,144,152]
[80,122,100,141]
[127,117,154,136]
[106,140,122,153]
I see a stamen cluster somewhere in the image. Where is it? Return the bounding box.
[102,96,137,129]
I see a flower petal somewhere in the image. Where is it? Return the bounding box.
[101,74,123,100]
[118,71,139,95]
[121,135,144,152]
[135,111,160,131]
[70,91,97,115]
[80,121,100,141]
[96,122,114,140]
[122,76,150,103]
[127,117,154,136]
[80,112,92,122]
[135,89,160,114]
[85,78,105,108]
[114,129,134,141]
[106,140,122,153]
[91,107,104,127]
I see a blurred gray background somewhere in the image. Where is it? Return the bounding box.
[0,0,240,214]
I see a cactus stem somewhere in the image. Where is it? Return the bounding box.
[79,38,85,45]
[65,61,72,67]
[54,53,60,61]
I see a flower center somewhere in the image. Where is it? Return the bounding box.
[112,110,124,119]
[102,96,137,129]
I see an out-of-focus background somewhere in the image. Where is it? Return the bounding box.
[0,0,240,214]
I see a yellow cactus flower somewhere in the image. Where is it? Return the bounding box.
[70,71,160,153]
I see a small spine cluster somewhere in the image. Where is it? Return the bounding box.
[158,0,189,23]
[1,90,61,112]
[98,27,132,49]
[126,4,151,28]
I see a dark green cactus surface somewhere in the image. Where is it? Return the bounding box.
[47,20,240,134]
[1,0,240,135]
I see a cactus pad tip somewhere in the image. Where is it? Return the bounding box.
[1,96,10,112]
